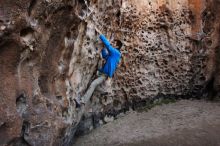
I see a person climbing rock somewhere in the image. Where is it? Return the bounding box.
[74,33,122,108]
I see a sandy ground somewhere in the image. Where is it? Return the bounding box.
[73,100,220,146]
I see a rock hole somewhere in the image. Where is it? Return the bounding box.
[53,5,73,14]
[206,40,212,46]
[45,22,51,28]
[66,31,71,38]
[78,0,85,4]
[56,95,63,100]
[148,27,153,30]
[200,76,206,81]
[38,75,49,93]
[163,59,168,65]
[160,24,168,30]
[28,0,37,16]
[20,27,34,37]
[88,49,92,54]
[137,79,143,85]
[113,100,121,107]
[116,10,120,18]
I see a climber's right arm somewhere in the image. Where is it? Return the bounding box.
[99,34,116,55]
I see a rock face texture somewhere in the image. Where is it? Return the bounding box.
[0,0,220,145]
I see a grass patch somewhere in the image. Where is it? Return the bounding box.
[137,97,177,112]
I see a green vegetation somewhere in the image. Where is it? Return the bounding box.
[137,98,177,112]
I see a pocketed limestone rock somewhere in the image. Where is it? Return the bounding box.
[0,0,220,146]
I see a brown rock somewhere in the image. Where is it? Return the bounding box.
[0,0,220,145]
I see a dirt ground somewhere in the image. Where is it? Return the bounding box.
[73,100,220,146]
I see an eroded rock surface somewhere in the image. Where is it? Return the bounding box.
[0,0,220,145]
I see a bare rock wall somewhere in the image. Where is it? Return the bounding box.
[0,0,220,145]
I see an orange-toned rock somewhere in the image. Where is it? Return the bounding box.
[0,0,220,145]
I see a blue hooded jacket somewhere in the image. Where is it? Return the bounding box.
[99,34,121,78]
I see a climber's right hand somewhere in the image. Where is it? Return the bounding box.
[95,27,102,35]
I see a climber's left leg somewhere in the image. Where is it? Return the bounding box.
[74,75,107,108]
[82,75,107,104]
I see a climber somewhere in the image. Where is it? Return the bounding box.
[74,33,123,108]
